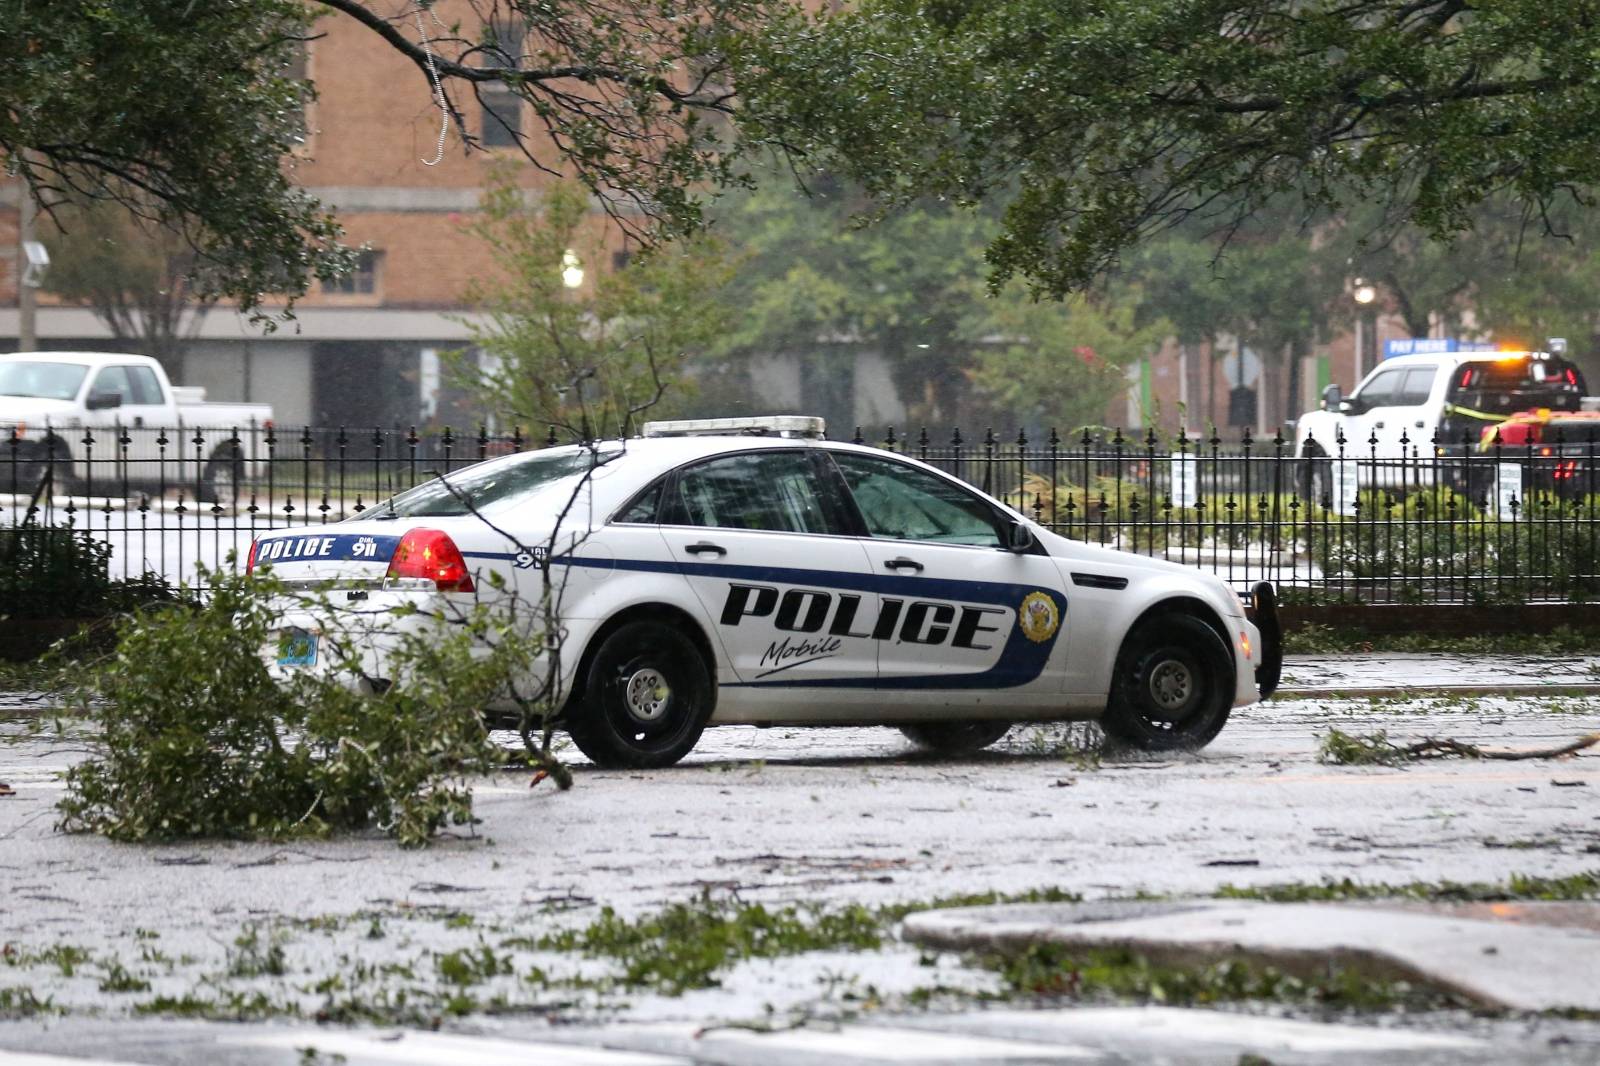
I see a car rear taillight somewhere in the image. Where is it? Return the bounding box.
[386,528,475,592]
[246,539,260,574]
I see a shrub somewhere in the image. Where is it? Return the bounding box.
[55,565,551,847]
[0,526,113,620]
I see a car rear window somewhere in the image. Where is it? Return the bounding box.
[367,446,620,518]
[1449,357,1586,415]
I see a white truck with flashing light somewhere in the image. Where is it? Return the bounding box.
[1294,348,1587,496]
[0,351,272,501]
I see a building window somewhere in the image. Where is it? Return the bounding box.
[322,250,381,296]
[481,20,525,148]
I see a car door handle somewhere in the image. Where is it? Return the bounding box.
[684,541,726,556]
[883,556,924,572]
[1374,420,1385,429]
[1414,420,1425,428]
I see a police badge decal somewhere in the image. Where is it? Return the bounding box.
[1017,591,1060,643]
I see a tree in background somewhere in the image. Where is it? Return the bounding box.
[1335,199,1600,359]
[740,0,1600,302]
[1123,219,1342,432]
[457,174,731,437]
[41,199,217,379]
[3,0,349,317]
[708,175,1165,431]
[709,177,991,426]
[964,292,1168,433]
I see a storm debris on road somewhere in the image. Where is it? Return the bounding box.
[1320,728,1600,766]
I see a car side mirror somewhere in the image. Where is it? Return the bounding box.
[1321,384,1341,410]
[1007,519,1035,553]
[85,392,123,410]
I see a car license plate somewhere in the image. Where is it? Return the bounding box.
[277,629,318,667]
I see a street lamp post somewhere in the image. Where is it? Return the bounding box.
[1352,278,1377,382]
[561,249,584,290]
[17,186,50,352]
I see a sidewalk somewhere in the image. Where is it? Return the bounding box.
[902,898,1600,1013]
[1277,652,1600,697]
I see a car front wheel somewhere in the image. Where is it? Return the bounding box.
[568,620,713,769]
[1102,613,1233,751]
[898,721,1011,755]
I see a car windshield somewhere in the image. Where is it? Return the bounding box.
[362,446,621,518]
[0,362,89,401]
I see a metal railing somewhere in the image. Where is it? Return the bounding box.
[5,422,1600,604]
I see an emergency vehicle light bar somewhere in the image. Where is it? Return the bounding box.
[640,415,826,439]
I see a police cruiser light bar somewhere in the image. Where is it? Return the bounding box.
[640,415,826,439]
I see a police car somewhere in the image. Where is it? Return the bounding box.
[250,417,1281,769]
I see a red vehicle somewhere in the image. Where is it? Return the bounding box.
[1478,408,1600,497]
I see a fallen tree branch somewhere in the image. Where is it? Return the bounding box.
[1321,728,1600,766]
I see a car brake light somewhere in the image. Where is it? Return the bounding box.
[1458,368,1473,388]
[386,528,475,592]
[246,539,260,574]
[1566,369,1579,385]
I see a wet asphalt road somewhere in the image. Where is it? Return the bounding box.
[2,678,1598,1063]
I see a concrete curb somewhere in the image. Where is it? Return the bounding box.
[901,901,1600,1013]
[1274,683,1600,699]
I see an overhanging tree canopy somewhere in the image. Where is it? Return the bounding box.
[738,0,1600,296]
[8,0,1599,312]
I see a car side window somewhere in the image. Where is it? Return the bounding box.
[90,366,134,404]
[829,452,1003,548]
[1396,367,1437,406]
[673,451,840,534]
[613,480,663,524]
[1354,369,1402,407]
[127,366,165,405]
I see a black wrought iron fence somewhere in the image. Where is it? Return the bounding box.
[5,421,1600,604]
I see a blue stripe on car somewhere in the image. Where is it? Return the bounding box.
[463,550,1065,690]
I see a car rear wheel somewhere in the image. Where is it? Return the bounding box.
[199,451,245,506]
[9,439,73,498]
[898,721,1011,755]
[1300,444,1331,507]
[568,620,712,769]
[1102,613,1233,751]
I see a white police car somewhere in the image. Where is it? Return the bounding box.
[251,417,1280,769]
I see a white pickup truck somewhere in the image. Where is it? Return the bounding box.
[1294,349,1587,494]
[0,351,273,502]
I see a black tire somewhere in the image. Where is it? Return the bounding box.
[1102,613,1234,751]
[898,721,1011,755]
[10,439,73,498]
[199,451,245,505]
[1300,445,1331,508]
[567,620,713,769]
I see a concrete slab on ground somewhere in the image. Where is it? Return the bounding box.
[901,900,1600,1013]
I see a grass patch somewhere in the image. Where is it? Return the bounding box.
[879,887,1083,923]
[992,943,1463,1011]
[1214,869,1600,903]
[537,897,885,995]
[0,985,52,1017]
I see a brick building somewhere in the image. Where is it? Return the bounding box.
[0,3,620,431]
